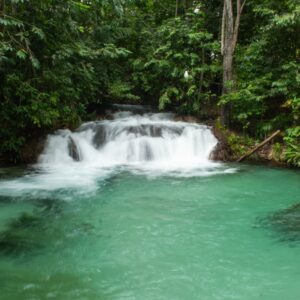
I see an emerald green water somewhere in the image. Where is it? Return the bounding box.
[0,164,299,300]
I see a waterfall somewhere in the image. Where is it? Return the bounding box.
[0,112,237,196]
[39,112,218,170]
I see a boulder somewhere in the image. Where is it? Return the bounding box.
[68,136,80,161]
[209,127,234,162]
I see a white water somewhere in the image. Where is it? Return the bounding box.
[0,112,237,196]
[40,112,218,168]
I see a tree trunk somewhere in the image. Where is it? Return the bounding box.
[221,47,233,127]
[183,0,188,11]
[1,0,6,16]
[220,0,246,127]
[175,0,179,17]
[237,130,281,162]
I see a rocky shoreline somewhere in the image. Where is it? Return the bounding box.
[209,126,288,167]
[174,115,289,167]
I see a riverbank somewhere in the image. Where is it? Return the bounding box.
[172,115,291,167]
[210,125,289,167]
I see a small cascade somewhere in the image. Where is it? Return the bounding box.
[0,112,233,196]
[39,112,218,169]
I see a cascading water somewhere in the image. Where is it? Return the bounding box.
[39,112,218,169]
[0,111,236,196]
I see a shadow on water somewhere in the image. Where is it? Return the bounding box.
[259,202,300,245]
[0,196,65,258]
[1,271,110,300]
[0,195,14,204]
[0,194,98,258]
[0,194,108,300]
[0,212,43,256]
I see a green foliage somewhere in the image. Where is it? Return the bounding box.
[221,0,300,139]
[227,133,255,158]
[284,127,300,167]
[272,142,284,161]
[131,10,221,114]
[0,0,299,168]
[108,81,140,102]
[0,0,134,161]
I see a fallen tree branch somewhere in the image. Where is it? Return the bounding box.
[237,130,281,162]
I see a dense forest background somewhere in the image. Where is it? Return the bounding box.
[0,0,299,166]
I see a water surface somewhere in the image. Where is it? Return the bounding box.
[0,164,299,300]
[1,113,299,299]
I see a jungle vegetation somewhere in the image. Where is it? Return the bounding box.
[0,0,299,166]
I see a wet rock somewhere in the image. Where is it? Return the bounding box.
[20,136,46,164]
[127,126,147,136]
[76,122,97,132]
[147,125,162,137]
[209,127,234,162]
[68,136,80,161]
[255,143,286,166]
[92,124,107,148]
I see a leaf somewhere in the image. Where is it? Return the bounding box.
[16,49,27,60]
[0,17,23,28]
[32,26,45,40]
[30,56,40,69]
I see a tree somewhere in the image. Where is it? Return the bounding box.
[0,0,133,162]
[220,0,246,127]
[1,0,299,166]
[131,10,220,115]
